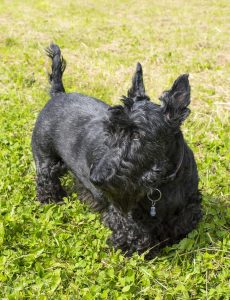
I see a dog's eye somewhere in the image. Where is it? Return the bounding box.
[132,132,140,140]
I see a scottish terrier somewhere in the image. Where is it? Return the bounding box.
[32,44,202,258]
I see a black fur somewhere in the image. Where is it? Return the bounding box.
[45,43,66,96]
[32,44,202,259]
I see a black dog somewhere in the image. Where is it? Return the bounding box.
[32,44,202,258]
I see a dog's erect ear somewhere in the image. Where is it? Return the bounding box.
[159,74,191,126]
[128,63,148,100]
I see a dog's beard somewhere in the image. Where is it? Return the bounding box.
[101,179,146,214]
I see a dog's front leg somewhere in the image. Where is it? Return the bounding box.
[103,206,151,256]
[169,201,202,241]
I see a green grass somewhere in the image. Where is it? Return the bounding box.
[0,0,229,299]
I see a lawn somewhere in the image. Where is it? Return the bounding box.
[0,0,229,299]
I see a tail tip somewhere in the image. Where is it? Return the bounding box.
[45,43,61,58]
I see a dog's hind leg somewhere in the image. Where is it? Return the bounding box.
[34,156,67,204]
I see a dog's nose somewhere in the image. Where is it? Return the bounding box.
[90,175,104,186]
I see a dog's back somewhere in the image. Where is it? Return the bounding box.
[32,44,109,179]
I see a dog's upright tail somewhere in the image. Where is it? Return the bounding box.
[45,43,66,96]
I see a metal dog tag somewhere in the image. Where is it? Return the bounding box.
[150,206,156,217]
[148,188,162,217]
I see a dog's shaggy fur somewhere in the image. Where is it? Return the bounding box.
[32,44,202,258]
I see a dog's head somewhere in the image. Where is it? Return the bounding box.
[90,63,191,213]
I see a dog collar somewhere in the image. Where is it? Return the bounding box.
[163,131,185,182]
